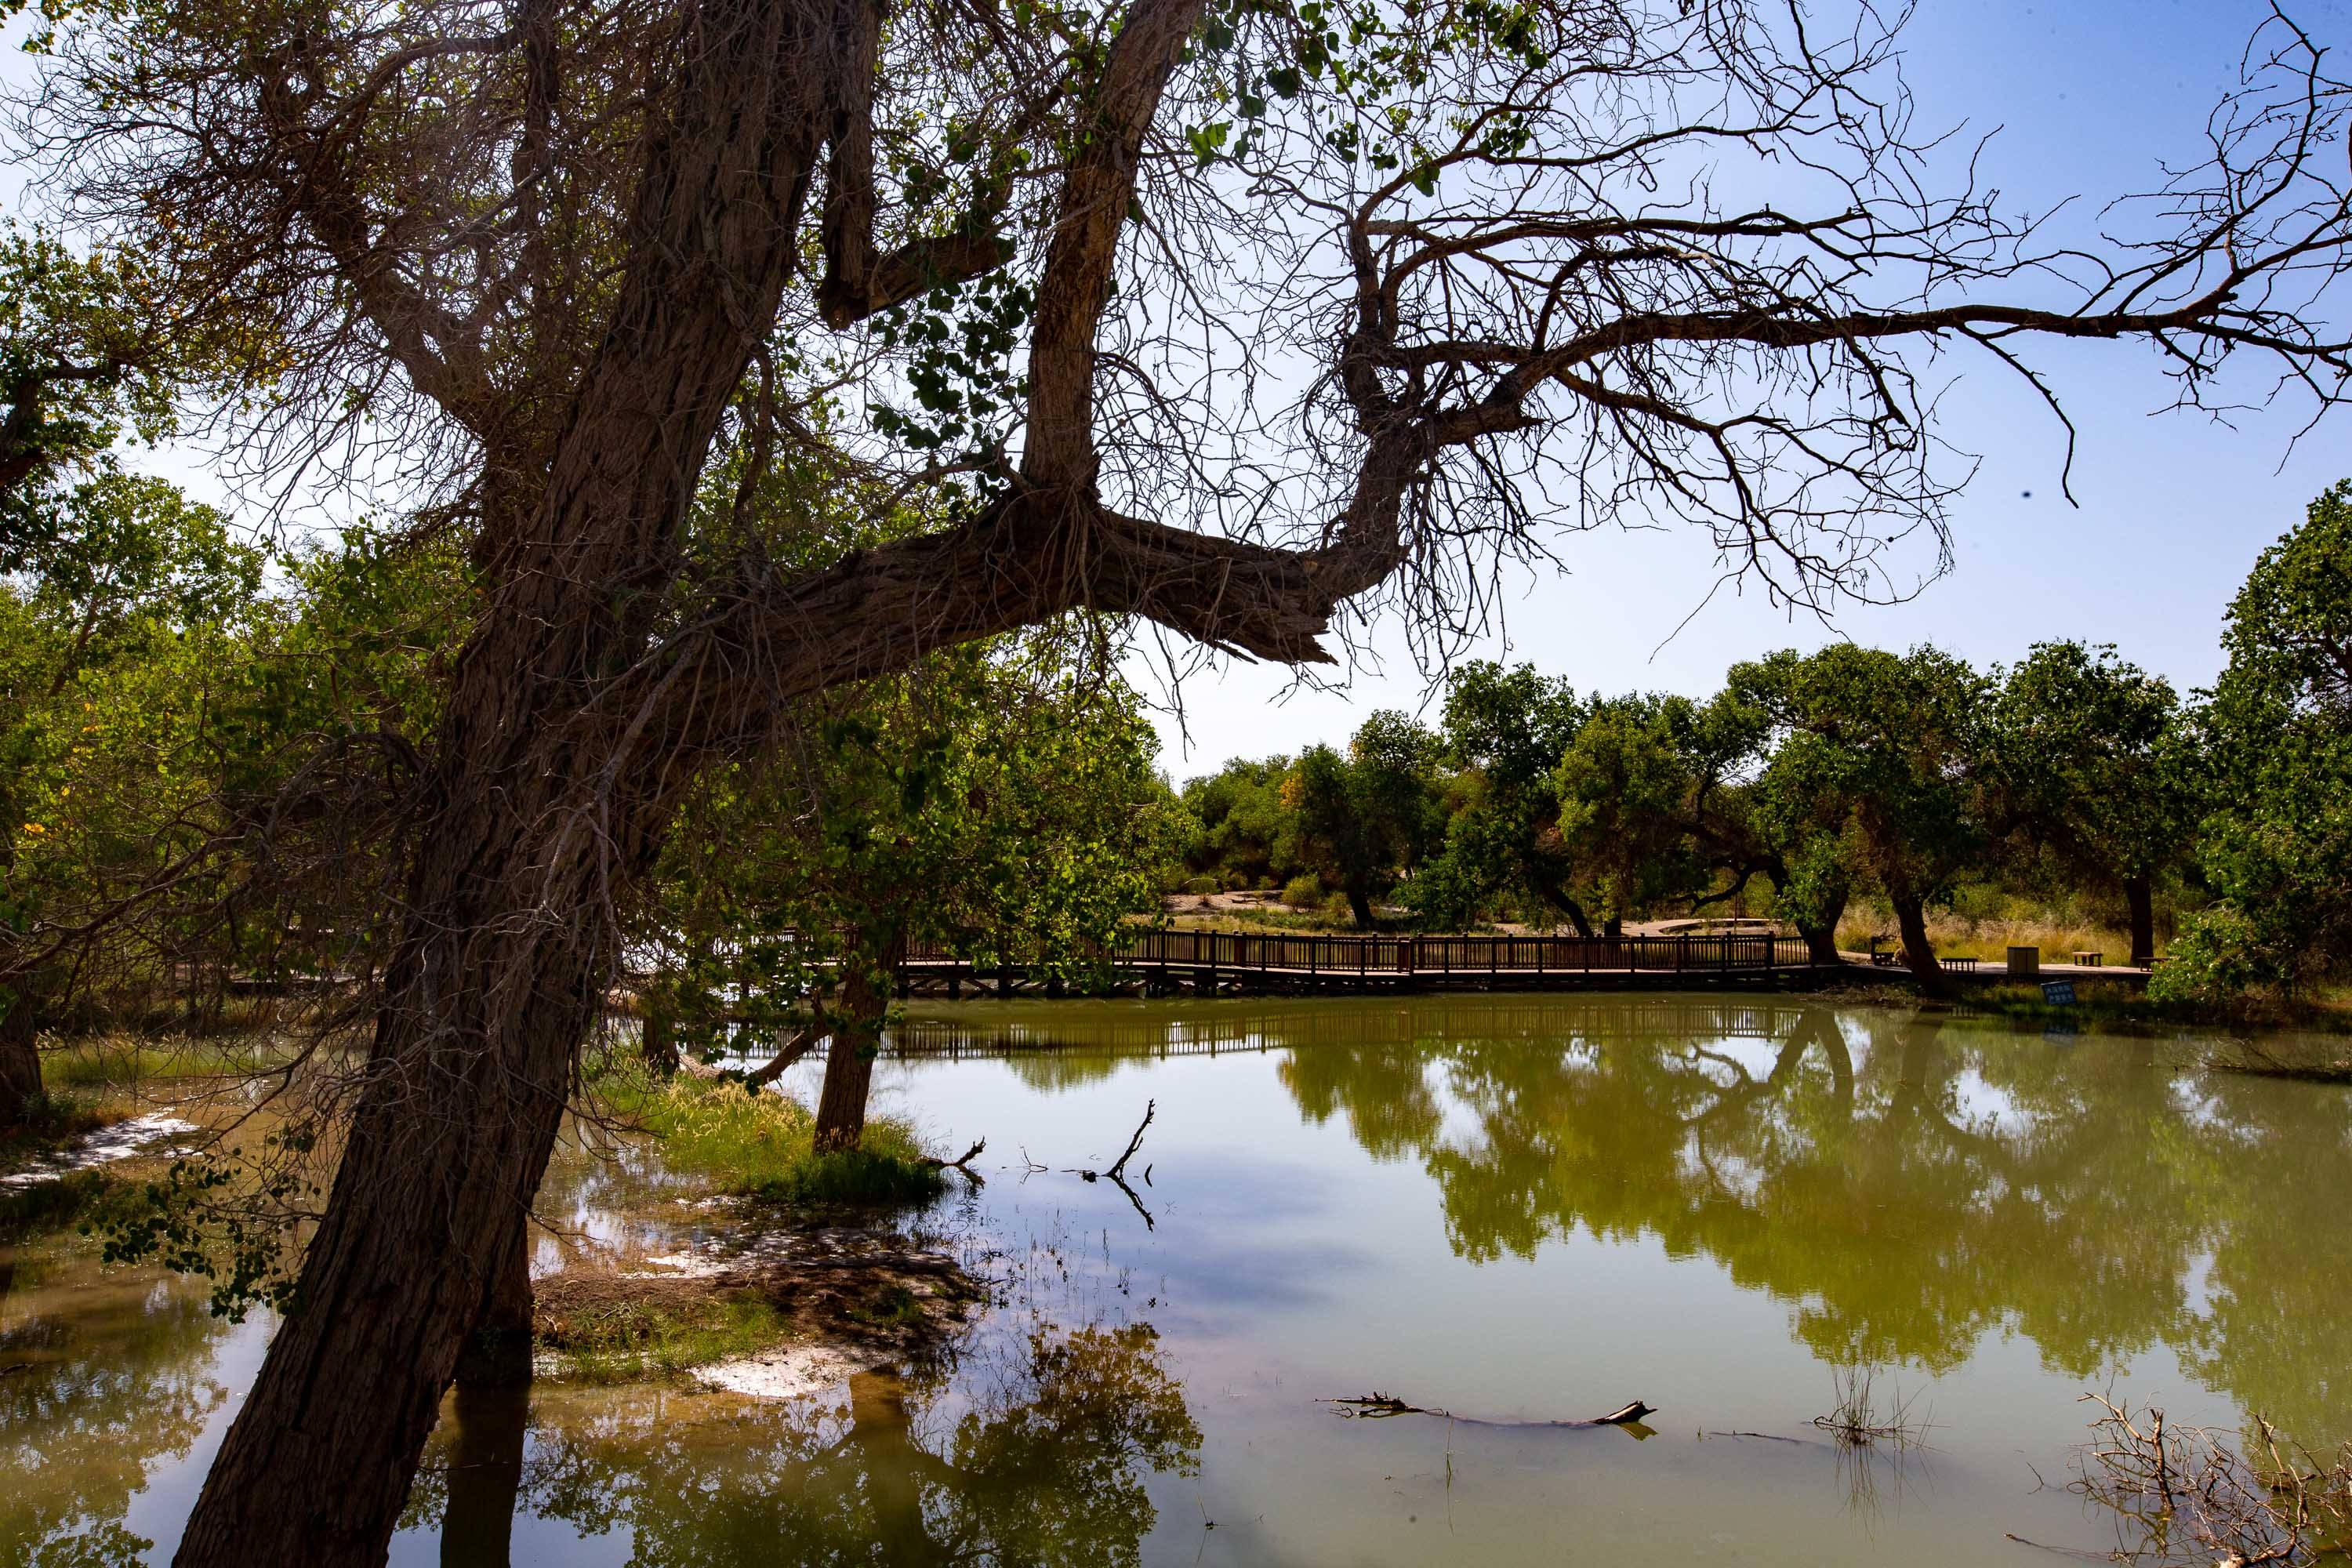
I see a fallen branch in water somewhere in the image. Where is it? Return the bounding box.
[916,1138,986,1180]
[2061,1393,2352,1567]
[1326,1392,1656,1428]
[1061,1101,1158,1230]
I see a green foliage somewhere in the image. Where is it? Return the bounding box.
[89,1131,321,1320]
[1733,644,1991,958]
[653,629,1185,1047]
[1552,694,1709,927]
[2162,481,2352,998]
[1986,641,2193,911]
[1406,661,1588,927]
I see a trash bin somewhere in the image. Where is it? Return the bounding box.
[2006,945,2039,977]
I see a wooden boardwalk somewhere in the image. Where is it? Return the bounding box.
[899,928,1835,997]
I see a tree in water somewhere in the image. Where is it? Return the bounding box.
[9,0,2352,1555]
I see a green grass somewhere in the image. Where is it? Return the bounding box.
[595,1068,946,1208]
[42,1033,283,1087]
[535,1291,793,1382]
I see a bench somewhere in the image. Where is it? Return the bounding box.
[1941,955,1980,972]
[2071,951,2103,967]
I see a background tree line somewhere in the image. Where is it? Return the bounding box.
[1170,481,2352,1005]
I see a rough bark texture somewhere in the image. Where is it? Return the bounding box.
[451,1214,535,1390]
[2125,877,2156,967]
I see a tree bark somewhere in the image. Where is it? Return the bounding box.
[812,942,895,1152]
[2125,876,2156,967]
[1343,880,1376,931]
[1890,891,1948,996]
[452,1214,535,1391]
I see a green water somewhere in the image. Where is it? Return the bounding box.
[3,995,2347,1565]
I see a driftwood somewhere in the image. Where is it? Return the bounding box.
[1327,1393,1657,1428]
[1062,1102,1157,1230]
[916,1138,986,1180]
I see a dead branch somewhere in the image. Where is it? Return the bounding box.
[1326,1393,1656,1428]
[1105,1099,1152,1181]
[916,1138,986,1181]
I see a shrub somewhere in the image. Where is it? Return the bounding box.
[1281,873,1323,909]
[596,1068,943,1208]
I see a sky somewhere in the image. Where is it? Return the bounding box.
[1134,0,2352,775]
[8,0,2351,778]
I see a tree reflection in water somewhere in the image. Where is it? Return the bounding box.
[414,1319,1200,1566]
[0,1263,231,1566]
[1277,1004,2352,1446]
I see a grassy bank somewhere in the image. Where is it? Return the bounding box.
[594,1067,946,1208]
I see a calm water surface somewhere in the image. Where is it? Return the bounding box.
[5,995,2348,1566]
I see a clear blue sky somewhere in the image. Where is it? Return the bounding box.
[1140,0,2352,775]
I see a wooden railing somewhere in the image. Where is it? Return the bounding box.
[903,929,1820,977]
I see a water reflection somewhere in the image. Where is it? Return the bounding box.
[1263,1004,2352,1443]
[411,1320,1200,1566]
[1,1260,230,1566]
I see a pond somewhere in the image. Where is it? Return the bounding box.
[5,994,2348,1566]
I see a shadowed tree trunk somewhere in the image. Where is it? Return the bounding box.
[812,933,899,1151]
[0,1001,39,1125]
[452,1214,535,1390]
[1890,891,1949,997]
[2125,876,2156,967]
[1342,880,1377,931]
[640,1000,677,1076]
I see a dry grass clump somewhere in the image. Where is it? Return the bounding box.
[2070,1395,2352,1566]
[1812,1365,1932,1449]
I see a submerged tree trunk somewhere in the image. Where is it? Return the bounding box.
[1890,891,1948,996]
[2125,876,2156,967]
[813,938,899,1152]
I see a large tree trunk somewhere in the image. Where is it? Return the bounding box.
[2124,876,2156,967]
[1342,878,1376,931]
[812,942,896,1152]
[1890,891,1948,996]
[0,997,39,1126]
[1537,881,1595,938]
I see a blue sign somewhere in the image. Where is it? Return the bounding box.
[2042,980,2077,1006]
